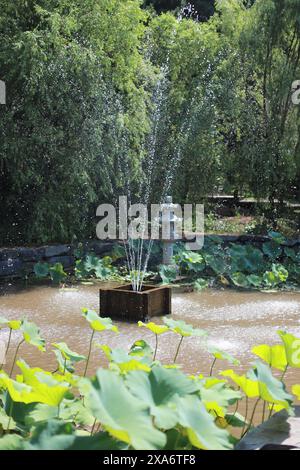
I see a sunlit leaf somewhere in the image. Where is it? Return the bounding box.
[278,331,300,367]
[163,318,207,338]
[82,309,118,333]
[220,370,259,398]
[138,321,169,335]
[0,317,22,330]
[14,360,69,406]
[252,344,287,371]
[292,384,300,400]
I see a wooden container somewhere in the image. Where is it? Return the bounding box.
[100,284,171,322]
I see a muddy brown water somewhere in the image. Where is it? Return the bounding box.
[0,282,300,427]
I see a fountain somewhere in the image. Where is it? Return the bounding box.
[99,196,176,321]
[99,11,199,321]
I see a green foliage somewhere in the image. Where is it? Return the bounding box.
[163,236,300,291]
[34,262,50,279]
[158,265,177,284]
[49,263,67,285]
[75,255,116,281]
[0,311,300,449]
[33,261,66,285]
[0,1,300,245]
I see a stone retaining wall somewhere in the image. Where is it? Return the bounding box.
[0,235,299,279]
[0,240,117,278]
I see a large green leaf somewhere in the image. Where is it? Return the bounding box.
[203,253,227,275]
[262,241,282,259]
[252,361,293,409]
[229,245,265,273]
[0,372,65,405]
[26,399,95,428]
[175,395,232,450]
[125,366,199,429]
[27,419,127,450]
[87,369,166,449]
[194,278,209,291]
[246,274,263,288]
[175,250,206,273]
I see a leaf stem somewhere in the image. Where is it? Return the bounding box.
[90,418,97,435]
[153,334,158,361]
[280,364,288,382]
[1,328,12,370]
[83,330,95,377]
[173,336,184,364]
[9,339,24,377]
[268,366,288,419]
[6,399,14,433]
[241,396,249,438]
[63,357,67,375]
[209,357,217,376]
[242,397,261,438]
[262,400,266,424]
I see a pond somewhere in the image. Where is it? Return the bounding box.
[1,283,300,391]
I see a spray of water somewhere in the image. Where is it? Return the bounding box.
[119,8,210,291]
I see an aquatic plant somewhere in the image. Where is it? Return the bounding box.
[0,312,299,450]
[160,234,300,291]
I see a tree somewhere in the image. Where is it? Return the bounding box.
[0,0,152,244]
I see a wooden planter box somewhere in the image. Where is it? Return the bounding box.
[100,284,171,322]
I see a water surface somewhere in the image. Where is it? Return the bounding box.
[1,283,299,391]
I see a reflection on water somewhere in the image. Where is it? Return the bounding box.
[0,283,300,393]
